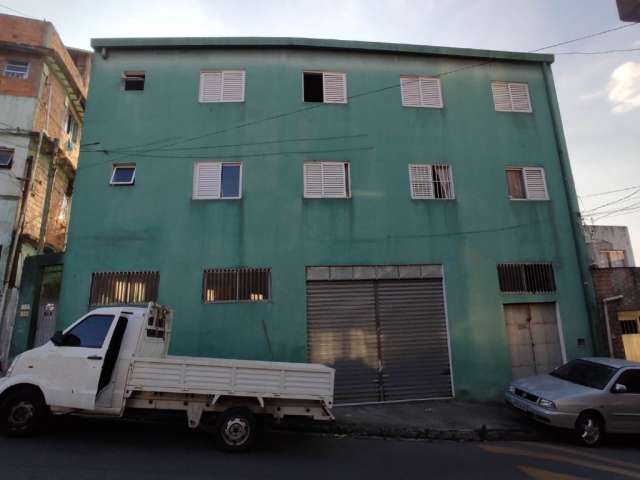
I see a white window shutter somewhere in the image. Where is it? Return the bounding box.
[523,167,548,200]
[304,163,323,198]
[222,70,245,102]
[508,82,532,112]
[193,162,222,199]
[400,76,421,107]
[409,164,434,199]
[199,72,223,103]
[419,77,443,108]
[491,81,512,112]
[321,162,347,197]
[323,72,347,104]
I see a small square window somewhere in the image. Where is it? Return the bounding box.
[303,71,347,104]
[0,147,15,168]
[193,162,242,200]
[110,164,136,185]
[123,72,145,91]
[506,167,548,200]
[3,60,29,79]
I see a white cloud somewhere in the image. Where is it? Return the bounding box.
[608,61,640,114]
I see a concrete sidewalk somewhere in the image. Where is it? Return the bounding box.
[278,399,553,442]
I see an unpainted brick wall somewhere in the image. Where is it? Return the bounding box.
[592,267,640,358]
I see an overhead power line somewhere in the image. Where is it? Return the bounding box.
[555,47,640,55]
[580,184,640,198]
[581,188,640,213]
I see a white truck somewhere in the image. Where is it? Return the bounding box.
[0,303,334,451]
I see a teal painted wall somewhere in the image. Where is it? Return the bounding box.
[58,46,593,398]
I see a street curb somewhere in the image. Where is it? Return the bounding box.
[270,420,549,442]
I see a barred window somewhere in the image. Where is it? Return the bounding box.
[497,263,556,294]
[621,319,639,335]
[203,268,270,303]
[89,271,159,306]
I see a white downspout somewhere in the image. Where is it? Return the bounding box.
[603,295,623,357]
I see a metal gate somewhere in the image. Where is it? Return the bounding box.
[503,303,563,379]
[307,273,452,404]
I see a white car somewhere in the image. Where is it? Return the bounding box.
[505,357,640,445]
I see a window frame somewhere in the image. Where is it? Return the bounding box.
[202,267,272,304]
[89,271,160,307]
[198,70,246,103]
[3,60,29,79]
[400,75,444,109]
[497,262,556,294]
[491,80,532,113]
[408,164,455,200]
[301,71,348,104]
[505,167,549,201]
[601,249,626,268]
[0,147,15,168]
[110,164,136,186]
[192,161,243,200]
[122,71,146,91]
[303,161,351,199]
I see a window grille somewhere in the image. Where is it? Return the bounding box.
[497,263,556,294]
[202,268,271,303]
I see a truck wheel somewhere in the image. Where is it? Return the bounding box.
[214,408,256,452]
[0,388,48,437]
[575,412,605,447]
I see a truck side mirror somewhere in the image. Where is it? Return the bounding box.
[51,330,65,346]
[613,383,628,394]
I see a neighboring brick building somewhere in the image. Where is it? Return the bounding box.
[592,267,640,361]
[0,14,91,367]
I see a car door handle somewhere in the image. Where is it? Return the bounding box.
[87,355,103,360]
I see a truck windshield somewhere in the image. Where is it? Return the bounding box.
[550,359,618,390]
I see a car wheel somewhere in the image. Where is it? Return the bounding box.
[0,388,48,437]
[575,412,604,447]
[213,408,256,453]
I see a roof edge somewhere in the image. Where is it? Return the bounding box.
[90,36,554,63]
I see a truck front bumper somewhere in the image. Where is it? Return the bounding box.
[505,391,578,430]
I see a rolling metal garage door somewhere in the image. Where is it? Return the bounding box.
[377,280,452,401]
[307,270,452,404]
[306,281,382,403]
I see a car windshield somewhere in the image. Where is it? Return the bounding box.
[550,359,618,390]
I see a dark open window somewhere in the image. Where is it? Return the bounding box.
[497,263,556,294]
[303,72,324,102]
[89,271,159,306]
[63,314,114,348]
[203,268,270,303]
[123,71,145,91]
[0,147,14,168]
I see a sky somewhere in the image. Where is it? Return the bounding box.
[3,0,640,261]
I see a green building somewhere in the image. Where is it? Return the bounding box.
[49,37,595,402]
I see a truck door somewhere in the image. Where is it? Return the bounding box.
[45,313,120,410]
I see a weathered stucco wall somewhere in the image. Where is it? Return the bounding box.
[59,46,593,398]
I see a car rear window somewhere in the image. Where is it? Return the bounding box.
[550,359,618,390]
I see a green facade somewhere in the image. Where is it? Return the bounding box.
[58,38,593,398]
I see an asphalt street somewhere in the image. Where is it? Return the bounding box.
[1,417,640,479]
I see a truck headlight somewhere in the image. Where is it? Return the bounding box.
[507,385,516,394]
[538,398,556,410]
